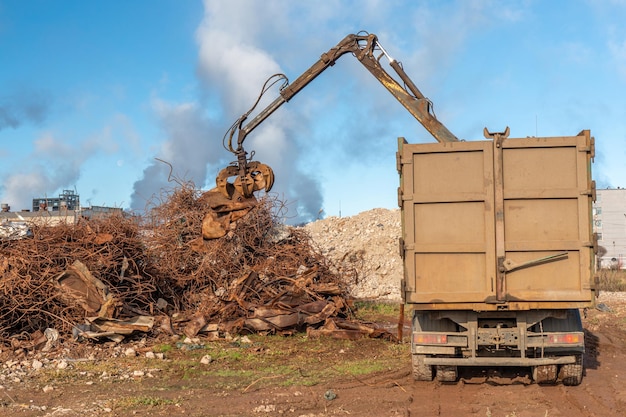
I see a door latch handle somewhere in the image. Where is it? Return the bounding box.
[502,252,569,273]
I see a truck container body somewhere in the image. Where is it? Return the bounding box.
[397,130,595,385]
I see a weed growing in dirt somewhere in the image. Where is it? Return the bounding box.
[597,269,626,291]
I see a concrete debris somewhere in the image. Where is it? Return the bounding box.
[303,208,402,301]
[0,221,32,240]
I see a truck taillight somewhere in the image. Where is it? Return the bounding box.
[414,334,448,344]
[547,334,581,344]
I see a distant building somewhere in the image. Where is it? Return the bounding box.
[32,189,80,212]
[593,188,626,269]
[1,190,124,228]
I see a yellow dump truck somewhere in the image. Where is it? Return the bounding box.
[397,128,596,385]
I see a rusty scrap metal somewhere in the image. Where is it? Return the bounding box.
[0,182,394,345]
[0,213,156,339]
[55,260,114,316]
[307,318,397,342]
[216,161,275,200]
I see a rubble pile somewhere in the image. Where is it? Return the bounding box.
[303,208,402,301]
[0,184,393,348]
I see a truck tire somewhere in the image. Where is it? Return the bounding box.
[435,365,457,383]
[532,364,557,384]
[412,354,433,381]
[560,354,583,386]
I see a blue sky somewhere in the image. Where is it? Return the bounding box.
[1,0,625,222]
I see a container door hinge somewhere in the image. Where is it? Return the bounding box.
[580,180,596,202]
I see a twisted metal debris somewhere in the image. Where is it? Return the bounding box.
[0,183,392,348]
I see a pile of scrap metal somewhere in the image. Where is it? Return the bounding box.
[139,183,396,342]
[0,214,155,347]
[0,184,395,348]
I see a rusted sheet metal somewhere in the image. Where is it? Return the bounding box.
[217,300,339,333]
[55,260,114,316]
[87,315,154,334]
[307,318,397,341]
[244,313,300,332]
[16,328,59,352]
[303,303,336,325]
[191,295,395,340]
[198,188,258,239]
[77,316,155,342]
[183,313,207,338]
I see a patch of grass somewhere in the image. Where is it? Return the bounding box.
[165,335,407,390]
[180,366,207,380]
[353,300,410,322]
[354,300,401,315]
[332,360,388,376]
[114,395,177,408]
[597,269,626,291]
[152,343,174,353]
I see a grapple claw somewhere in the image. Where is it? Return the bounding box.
[247,161,275,192]
[216,165,239,199]
[216,161,275,200]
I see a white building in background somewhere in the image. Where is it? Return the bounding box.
[594,188,626,269]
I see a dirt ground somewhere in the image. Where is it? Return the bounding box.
[1,294,625,417]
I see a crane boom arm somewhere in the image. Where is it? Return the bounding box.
[218,32,458,200]
[232,33,458,152]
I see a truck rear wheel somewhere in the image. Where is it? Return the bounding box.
[412,354,433,381]
[436,365,457,382]
[532,365,557,384]
[560,354,583,386]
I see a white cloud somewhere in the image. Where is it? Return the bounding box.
[195,27,281,113]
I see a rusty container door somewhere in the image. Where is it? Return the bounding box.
[398,131,594,309]
[398,139,497,305]
[498,132,595,305]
